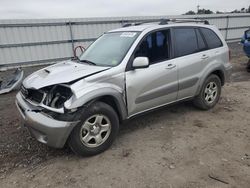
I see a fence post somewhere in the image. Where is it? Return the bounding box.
[68,21,75,57]
[225,16,229,41]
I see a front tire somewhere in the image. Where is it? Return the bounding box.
[193,74,221,110]
[68,102,119,156]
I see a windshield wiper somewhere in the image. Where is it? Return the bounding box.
[79,59,97,66]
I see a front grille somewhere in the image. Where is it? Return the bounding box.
[21,85,44,103]
[21,85,28,98]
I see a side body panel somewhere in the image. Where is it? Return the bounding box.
[126,59,178,117]
[195,45,230,95]
[176,51,207,99]
[176,26,231,99]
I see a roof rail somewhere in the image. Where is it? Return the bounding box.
[122,22,143,27]
[122,18,209,28]
[159,18,210,25]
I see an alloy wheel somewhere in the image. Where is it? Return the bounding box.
[80,114,111,148]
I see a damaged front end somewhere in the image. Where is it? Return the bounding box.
[21,84,73,114]
[16,84,81,148]
[43,85,72,109]
[15,60,113,148]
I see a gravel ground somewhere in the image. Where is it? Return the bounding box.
[0,42,250,188]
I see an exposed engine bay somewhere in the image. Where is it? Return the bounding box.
[43,85,72,109]
[21,84,72,110]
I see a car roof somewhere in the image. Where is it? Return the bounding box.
[108,23,214,33]
[109,24,155,32]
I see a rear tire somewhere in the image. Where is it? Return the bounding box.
[68,102,119,156]
[193,74,221,110]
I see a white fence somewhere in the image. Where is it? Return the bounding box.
[0,13,250,68]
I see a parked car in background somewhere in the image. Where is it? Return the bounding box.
[16,19,232,156]
[241,29,250,72]
[241,29,250,57]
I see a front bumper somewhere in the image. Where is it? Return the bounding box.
[15,92,78,148]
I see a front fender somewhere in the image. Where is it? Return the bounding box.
[64,84,127,120]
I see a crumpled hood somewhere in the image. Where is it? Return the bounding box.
[23,60,109,89]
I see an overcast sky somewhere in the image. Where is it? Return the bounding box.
[0,0,249,19]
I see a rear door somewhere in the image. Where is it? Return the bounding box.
[173,27,208,99]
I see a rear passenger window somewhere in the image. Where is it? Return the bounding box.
[174,28,198,57]
[200,28,223,49]
[196,29,206,51]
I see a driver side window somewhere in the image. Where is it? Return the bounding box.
[134,29,170,64]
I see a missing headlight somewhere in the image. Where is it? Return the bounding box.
[43,85,72,109]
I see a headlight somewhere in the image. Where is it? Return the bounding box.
[21,85,44,104]
[43,85,72,109]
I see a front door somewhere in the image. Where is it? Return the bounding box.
[125,29,178,117]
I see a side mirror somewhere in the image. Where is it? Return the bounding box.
[132,57,149,69]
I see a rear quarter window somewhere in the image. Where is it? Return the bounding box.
[200,28,223,49]
[195,29,206,51]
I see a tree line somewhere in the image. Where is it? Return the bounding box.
[184,5,250,15]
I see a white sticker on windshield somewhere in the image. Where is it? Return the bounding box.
[120,32,137,38]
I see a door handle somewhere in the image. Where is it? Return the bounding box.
[201,54,209,59]
[166,63,176,69]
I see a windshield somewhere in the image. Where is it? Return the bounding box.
[79,32,140,67]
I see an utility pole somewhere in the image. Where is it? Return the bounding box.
[197,5,200,14]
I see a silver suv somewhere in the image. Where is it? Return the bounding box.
[16,19,232,156]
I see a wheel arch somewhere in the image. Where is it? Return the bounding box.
[93,95,126,123]
[210,69,225,86]
[196,67,225,96]
[66,87,128,122]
